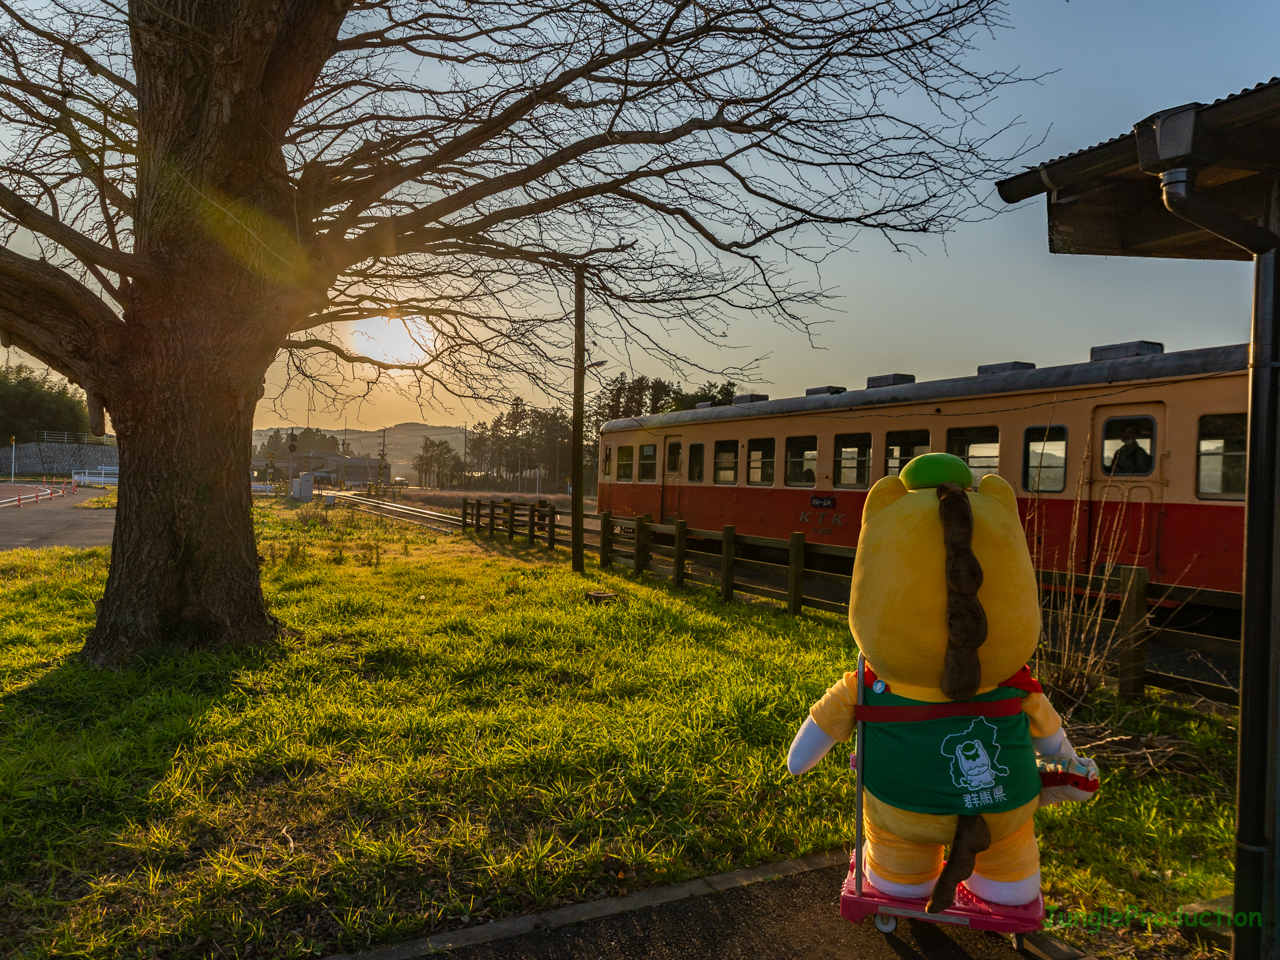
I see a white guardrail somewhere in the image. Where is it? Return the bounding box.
[73,468,119,488]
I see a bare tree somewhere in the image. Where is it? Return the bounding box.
[0,0,1024,666]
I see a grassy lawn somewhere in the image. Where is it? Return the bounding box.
[0,502,1234,958]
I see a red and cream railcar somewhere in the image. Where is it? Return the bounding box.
[597,341,1248,592]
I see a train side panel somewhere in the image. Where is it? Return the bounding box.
[597,365,1248,591]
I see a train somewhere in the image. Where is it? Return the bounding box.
[596,340,1248,593]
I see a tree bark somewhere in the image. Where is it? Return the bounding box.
[82,371,274,667]
[80,263,280,668]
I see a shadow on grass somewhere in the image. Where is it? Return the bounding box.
[0,641,287,954]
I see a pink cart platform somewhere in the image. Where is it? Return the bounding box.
[839,865,1043,937]
[843,653,1044,943]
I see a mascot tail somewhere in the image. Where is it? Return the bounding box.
[927,814,992,912]
[929,482,992,912]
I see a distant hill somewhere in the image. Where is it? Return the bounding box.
[251,422,466,468]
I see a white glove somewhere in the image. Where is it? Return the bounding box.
[1036,735,1100,805]
[787,717,837,775]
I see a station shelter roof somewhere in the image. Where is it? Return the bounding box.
[997,78,1280,260]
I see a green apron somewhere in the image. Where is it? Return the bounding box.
[861,682,1041,816]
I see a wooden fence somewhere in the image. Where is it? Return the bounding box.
[460,498,1241,705]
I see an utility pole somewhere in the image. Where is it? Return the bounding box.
[570,267,608,571]
[379,428,387,494]
[572,265,586,571]
[9,435,14,483]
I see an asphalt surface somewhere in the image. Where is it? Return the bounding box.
[0,484,115,550]
[446,865,1023,960]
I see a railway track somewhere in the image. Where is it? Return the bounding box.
[329,492,466,534]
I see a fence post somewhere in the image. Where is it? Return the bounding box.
[487,500,496,538]
[1116,565,1149,700]
[547,504,557,549]
[673,519,687,588]
[530,501,543,545]
[600,511,613,568]
[721,524,735,603]
[506,500,514,540]
[633,514,649,577]
[788,532,805,615]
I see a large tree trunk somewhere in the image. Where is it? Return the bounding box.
[82,374,274,667]
[80,287,279,668]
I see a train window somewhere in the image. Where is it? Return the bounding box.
[784,436,818,486]
[1198,414,1247,499]
[747,438,776,485]
[617,445,634,481]
[947,426,1000,483]
[885,430,930,477]
[667,442,682,473]
[639,444,657,482]
[1023,426,1067,493]
[714,440,738,484]
[689,443,705,482]
[603,444,612,476]
[1101,417,1155,477]
[834,433,872,488]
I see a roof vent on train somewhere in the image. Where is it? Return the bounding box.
[977,361,1036,376]
[1090,340,1164,361]
[732,393,770,405]
[866,373,915,389]
[806,385,847,396]
[695,401,714,409]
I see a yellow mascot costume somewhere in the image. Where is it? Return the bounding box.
[787,453,1099,911]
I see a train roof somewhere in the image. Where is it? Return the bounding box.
[600,342,1247,434]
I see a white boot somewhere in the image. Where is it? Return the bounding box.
[963,870,1041,906]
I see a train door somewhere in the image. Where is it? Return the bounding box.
[661,435,683,521]
[1089,403,1166,577]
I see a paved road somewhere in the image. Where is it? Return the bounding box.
[0,484,115,550]
[448,865,1022,960]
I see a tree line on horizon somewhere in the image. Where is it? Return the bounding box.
[241,373,736,493]
[462,375,736,494]
[0,364,90,445]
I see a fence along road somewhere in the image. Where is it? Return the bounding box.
[331,494,1242,706]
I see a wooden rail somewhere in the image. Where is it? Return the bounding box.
[454,498,1242,705]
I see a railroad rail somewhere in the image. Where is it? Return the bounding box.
[329,492,468,535]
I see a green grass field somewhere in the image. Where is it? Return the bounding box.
[0,503,1234,958]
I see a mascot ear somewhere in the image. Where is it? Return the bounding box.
[862,475,908,526]
[977,473,1019,514]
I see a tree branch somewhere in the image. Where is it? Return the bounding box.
[0,181,151,278]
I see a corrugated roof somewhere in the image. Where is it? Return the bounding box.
[1025,78,1280,170]
[998,77,1280,204]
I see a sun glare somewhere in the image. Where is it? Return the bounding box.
[348,317,434,365]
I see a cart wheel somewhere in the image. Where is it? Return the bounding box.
[873,913,897,934]
[1013,933,1026,953]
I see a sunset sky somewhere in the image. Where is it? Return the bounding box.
[258,0,1278,432]
[10,1,1275,435]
